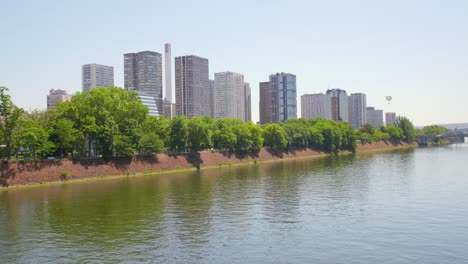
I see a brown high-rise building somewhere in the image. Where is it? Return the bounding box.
[174,55,210,118]
[259,81,271,124]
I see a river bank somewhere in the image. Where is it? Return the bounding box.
[1,142,417,188]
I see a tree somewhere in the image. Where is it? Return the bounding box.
[187,117,213,151]
[246,122,264,152]
[57,87,148,159]
[51,119,78,157]
[14,118,55,160]
[168,116,189,151]
[358,123,375,136]
[0,87,23,160]
[263,124,287,150]
[113,135,135,157]
[309,127,324,147]
[421,125,448,136]
[385,124,404,142]
[395,116,416,142]
[213,119,238,151]
[373,130,390,142]
[138,133,164,154]
[283,122,309,148]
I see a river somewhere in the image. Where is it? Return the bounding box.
[1,144,468,263]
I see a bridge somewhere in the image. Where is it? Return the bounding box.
[417,128,468,146]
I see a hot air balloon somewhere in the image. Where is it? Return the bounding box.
[386,96,392,104]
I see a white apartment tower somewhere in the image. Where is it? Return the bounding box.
[348,93,367,129]
[164,43,172,103]
[214,72,245,120]
[301,93,325,119]
[163,43,174,118]
[82,64,114,92]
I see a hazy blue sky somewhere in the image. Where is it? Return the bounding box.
[1,0,467,125]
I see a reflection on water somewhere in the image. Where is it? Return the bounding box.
[1,146,468,263]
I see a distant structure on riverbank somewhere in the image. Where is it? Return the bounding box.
[386,112,396,125]
[348,93,367,129]
[214,71,245,120]
[244,83,251,122]
[47,89,72,109]
[325,89,348,122]
[124,51,163,112]
[175,55,210,118]
[301,93,325,119]
[367,107,384,128]
[269,73,297,123]
[82,63,114,92]
[163,43,174,119]
[259,81,272,124]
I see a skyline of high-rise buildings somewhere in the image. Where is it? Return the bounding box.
[81,63,114,92]
[52,43,402,128]
[175,55,211,118]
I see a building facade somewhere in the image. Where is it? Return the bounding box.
[348,93,367,129]
[47,89,72,110]
[209,79,215,118]
[124,51,163,112]
[259,81,271,124]
[136,91,160,116]
[325,89,349,122]
[385,112,397,125]
[214,72,245,120]
[82,64,114,92]
[366,107,384,128]
[270,73,297,122]
[174,55,210,118]
[244,83,251,122]
[301,93,325,119]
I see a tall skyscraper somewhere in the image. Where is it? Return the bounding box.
[175,55,210,118]
[214,72,245,120]
[325,89,348,122]
[348,93,367,129]
[259,81,272,124]
[301,93,325,119]
[366,107,384,128]
[270,73,297,122]
[244,83,251,122]
[124,51,163,112]
[386,112,397,125]
[81,64,114,92]
[47,89,72,110]
[163,43,174,119]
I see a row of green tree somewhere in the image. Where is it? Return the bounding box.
[0,86,421,161]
